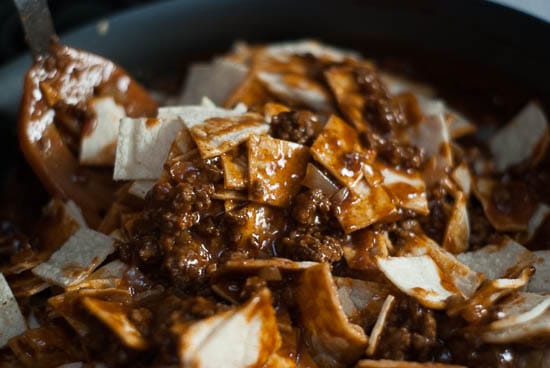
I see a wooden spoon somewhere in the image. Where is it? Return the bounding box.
[15,0,158,227]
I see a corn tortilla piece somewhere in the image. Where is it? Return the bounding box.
[311,115,373,188]
[446,110,476,139]
[378,165,428,215]
[379,72,435,98]
[212,188,248,201]
[334,277,390,325]
[264,102,291,123]
[115,104,246,180]
[127,180,156,199]
[264,40,360,63]
[113,116,182,180]
[178,288,281,368]
[450,162,472,197]
[0,273,27,348]
[377,255,458,309]
[190,113,268,159]
[158,103,247,123]
[180,58,248,105]
[7,271,49,298]
[481,292,550,344]
[489,102,549,172]
[334,180,396,234]
[221,149,249,190]
[442,191,470,254]
[356,360,466,368]
[522,204,550,243]
[80,97,126,166]
[82,297,147,350]
[295,263,368,368]
[302,163,340,197]
[527,250,550,293]
[32,228,115,288]
[366,294,396,356]
[472,178,545,232]
[222,258,316,274]
[257,72,333,114]
[324,66,369,131]
[398,233,483,298]
[248,135,310,207]
[457,237,537,280]
[446,267,533,323]
[490,292,550,330]
[407,113,453,174]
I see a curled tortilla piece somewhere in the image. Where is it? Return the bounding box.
[296,263,368,368]
[0,273,27,348]
[365,294,396,357]
[32,228,115,288]
[248,135,310,207]
[490,292,550,330]
[450,163,472,197]
[399,234,482,298]
[356,359,466,368]
[79,97,126,166]
[178,288,281,368]
[377,255,458,309]
[407,113,453,178]
[82,297,147,350]
[180,58,248,105]
[442,191,470,254]
[257,72,333,114]
[481,293,550,344]
[527,250,550,293]
[472,178,544,232]
[190,113,268,159]
[447,267,533,323]
[489,102,549,172]
[457,237,537,280]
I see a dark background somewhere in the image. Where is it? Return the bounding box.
[0,0,155,66]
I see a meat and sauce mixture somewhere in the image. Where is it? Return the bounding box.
[0,40,549,368]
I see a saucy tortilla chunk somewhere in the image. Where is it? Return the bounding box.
[0,40,549,368]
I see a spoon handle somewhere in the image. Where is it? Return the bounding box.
[13,0,57,58]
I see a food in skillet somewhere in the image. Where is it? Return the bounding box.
[0,40,549,368]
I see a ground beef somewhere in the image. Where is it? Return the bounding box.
[360,130,424,170]
[123,156,219,288]
[282,226,344,263]
[468,199,495,249]
[419,183,454,244]
[291,189,332,225]
[376,298,438,361]
[281,189,346,263]
[270,110,321,146]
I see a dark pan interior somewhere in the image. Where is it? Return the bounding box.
[0,0,549,203]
